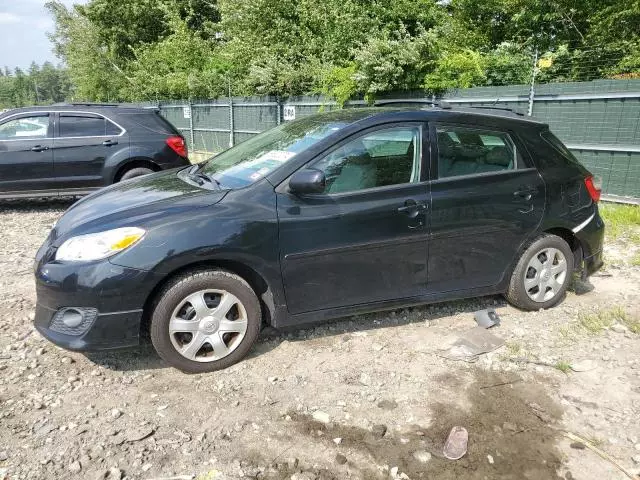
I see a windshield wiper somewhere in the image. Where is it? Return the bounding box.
[186,166,221,188]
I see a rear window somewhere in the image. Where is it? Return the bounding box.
[124,112,180,135]
[540,130,582,167]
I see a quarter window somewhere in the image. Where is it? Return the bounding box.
[59,115,121,137]
[313,127,421,194]
[437,126,517,178]
[0,115,49,140]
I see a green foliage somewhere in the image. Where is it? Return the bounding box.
[424,50,487,93]
[0,63,71,108]
[319,64,359,106]
[32,0,640,103]
[46,1,127,101]
[125,16,227,100]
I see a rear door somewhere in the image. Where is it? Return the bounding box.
[428,123,545,292]
[52,112,126,192]
[0,112,55,195]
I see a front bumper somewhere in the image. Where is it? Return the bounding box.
[34,257,162,352]
[34,306,142,351]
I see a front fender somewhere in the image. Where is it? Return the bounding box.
[108,182,286,310]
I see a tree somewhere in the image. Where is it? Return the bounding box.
[46,1,128,101]
[42,0,640,102]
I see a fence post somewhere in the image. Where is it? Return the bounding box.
[527,48,538,116]
[228,98,234,148]
[276,97,281,126]
[188,100,195,150]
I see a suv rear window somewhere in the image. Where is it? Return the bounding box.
[124,112,180,135]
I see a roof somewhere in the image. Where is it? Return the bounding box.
[299,104,547,129]
[0,104,156,118]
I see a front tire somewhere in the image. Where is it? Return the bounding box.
[150,269,261,373]
[505,234,574,311]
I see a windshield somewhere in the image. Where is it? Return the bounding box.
[200,115,359,188]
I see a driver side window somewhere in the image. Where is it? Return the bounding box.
[0,115,49,140]
[313,126,421,194]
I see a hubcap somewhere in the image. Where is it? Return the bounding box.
[169,289,248,362]
[524,247,568,303]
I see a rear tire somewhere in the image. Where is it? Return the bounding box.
[505,234,574,311]
[150,269,261,373]
[119,167,154,181]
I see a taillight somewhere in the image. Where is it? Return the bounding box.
[584,175,601,202]
[166,135,187,158]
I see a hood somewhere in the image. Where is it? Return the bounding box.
[52,169,227,241]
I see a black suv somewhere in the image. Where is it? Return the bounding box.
[0,104,190,198]
[34,107,604,373]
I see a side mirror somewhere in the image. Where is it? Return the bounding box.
[289,168,326,195]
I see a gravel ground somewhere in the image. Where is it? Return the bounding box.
[1,199,639,480]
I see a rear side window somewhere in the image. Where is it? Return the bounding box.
[124,112,180,135]
[59,114,122,137]
[436,126,518,178]
[540,130,582,167]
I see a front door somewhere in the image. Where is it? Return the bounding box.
[277,124,430,314]
[0,112,54,195]
[52,112,125,191]
[428,123,545,292]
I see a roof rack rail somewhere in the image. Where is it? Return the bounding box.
[373,99,527,116]
[374,99,452,109]
[68,102,120,107]
[466,105,526,116]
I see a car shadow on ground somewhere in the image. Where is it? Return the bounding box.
[85,294,508,373]
[0,197,76,213]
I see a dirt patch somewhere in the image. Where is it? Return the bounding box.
[287,370,565,480]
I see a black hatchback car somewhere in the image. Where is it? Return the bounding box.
[0,104,190,198]
[34,106,604,373]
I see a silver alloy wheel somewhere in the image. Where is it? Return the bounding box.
[524,247,568,303]
[169,289,248,362]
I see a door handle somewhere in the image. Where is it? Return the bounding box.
[31,145,49,152]
[102,139,118,146]
[513,188,536,201]
[398,200,427,213]
[398,200,428,216]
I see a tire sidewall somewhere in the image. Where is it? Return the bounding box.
[150,270,261,374]
[507,235,574,311]
[120,167,154,182]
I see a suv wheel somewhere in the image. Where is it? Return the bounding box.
[120,167,154,181]
[150,269,261,373]
[505,234,574,311]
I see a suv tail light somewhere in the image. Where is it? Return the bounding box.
[584,175,601,202]
[166,135,187,158]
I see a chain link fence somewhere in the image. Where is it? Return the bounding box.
[155,81,640,201]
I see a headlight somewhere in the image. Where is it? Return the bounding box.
[56,227,145,262]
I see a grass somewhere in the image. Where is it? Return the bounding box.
[554,360,572,374]
[632,251,640,267]
[505,341,523,356]
[576,306,640,335]
[599,203,640,243]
